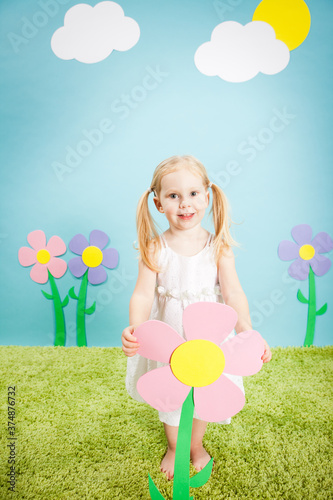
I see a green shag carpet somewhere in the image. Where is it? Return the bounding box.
[0,346,332,500]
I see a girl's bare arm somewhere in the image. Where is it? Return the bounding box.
[121,258,156,357]
[218,248,272,363]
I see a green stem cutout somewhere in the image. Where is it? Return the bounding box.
[69,270,96,347]
[42,271,69,346]
[297,266,328,347]
[77,270,88,347]
[304,266,316,347]
[148,388,214,500]
[172,388,195,500]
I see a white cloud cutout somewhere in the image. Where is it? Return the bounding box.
[194,21,290,83]
[51,1,140,64]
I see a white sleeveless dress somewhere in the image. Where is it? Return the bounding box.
[126,233,244,426]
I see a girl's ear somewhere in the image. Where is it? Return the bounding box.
[206,190,210,207]
[153,197,164,213]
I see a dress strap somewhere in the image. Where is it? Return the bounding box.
[205,233,213,248]
[160,234,168,249]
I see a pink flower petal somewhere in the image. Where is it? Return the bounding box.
[46,235,66,257]
[137,366,190,412]
[194,375,245,422]
[18,247,37,267]
[47,257,67,279]
[30,263,49,284]
[27,230,46,251]
[223,331,264,376]
[136,320,185,363]
[183,302,237,344]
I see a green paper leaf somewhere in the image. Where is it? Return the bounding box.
[189,457,214,488]
[316,303,328,316]
[148,474,166,500]
[41,290,53,300]
[69,286,78,300]
[85,301,96,315]
[297,289,308,304]
[62,295,69,308]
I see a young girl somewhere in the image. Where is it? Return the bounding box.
[121,155,272,480]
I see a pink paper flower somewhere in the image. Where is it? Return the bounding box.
[136,302,264,422]
[18,230,67,284]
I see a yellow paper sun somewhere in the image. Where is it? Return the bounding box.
[253,0,311,51]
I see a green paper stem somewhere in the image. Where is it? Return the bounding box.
[69,271,96,347]
[47,271,67,347]
[147,387,213,500]
[304,266,316,347]
[172,388,195,500]
[301,266,327,347]
[76,270,89,347]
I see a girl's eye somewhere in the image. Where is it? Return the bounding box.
[170,193,178,199]
[191,191,198,196]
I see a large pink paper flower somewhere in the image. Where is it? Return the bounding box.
[136,302,264,422]
[18,230,67,284]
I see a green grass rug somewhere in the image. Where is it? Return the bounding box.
[1,346,332,500]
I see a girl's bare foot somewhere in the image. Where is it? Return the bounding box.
[190,445,211,471]
[160,448,176,480]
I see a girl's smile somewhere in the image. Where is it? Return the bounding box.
[178,213,195,220]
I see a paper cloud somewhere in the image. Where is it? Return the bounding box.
[194,21,290,83]
[51,1,140,64]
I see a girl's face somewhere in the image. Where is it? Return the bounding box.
[154,168,209,232]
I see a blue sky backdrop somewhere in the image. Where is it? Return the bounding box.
[0,0,332,347]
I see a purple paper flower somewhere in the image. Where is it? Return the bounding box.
[68,230,118,284]
[278,224,332,281]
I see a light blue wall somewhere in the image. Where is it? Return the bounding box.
[1,0,332,347]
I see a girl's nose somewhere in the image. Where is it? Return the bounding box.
[180,198,191,208]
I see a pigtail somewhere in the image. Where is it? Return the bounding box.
[136,189,161,273]
[210,183,238,262]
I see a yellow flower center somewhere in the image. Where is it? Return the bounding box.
[82,246,103,268]
[299,244,315,261]
[170,339,225,387]
[36,249,51,264]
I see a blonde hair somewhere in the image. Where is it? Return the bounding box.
[136,155,237,272]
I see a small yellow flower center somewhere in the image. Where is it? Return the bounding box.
[82,246,103,268]
[170,339,225,387]
[299,244,315,261]
[36,249,51,264]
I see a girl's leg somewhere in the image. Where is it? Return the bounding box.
[190,419,211,471]
[161,423,178,480]
[161,420,211,479]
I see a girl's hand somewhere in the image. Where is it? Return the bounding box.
[261,339,272,363]
[121,325,140,357]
